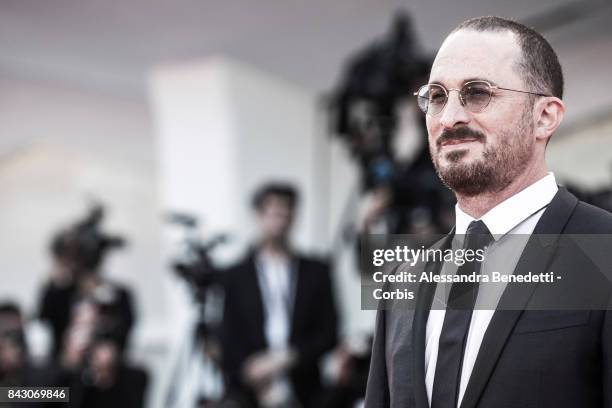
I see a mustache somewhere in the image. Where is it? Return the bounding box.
[437,127,486,147]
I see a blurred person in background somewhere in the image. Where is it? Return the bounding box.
[0,302,60,407]
[0,303,29,386]
[35,205,148,407]
[219,182,338,408]
[60,303,148,408]
[38,205,135,356]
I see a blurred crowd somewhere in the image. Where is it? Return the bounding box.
[1,204,147,407]
[0,183,378,408]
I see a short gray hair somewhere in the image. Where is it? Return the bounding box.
[453,16,564,99]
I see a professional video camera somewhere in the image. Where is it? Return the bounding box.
[163,213,229,406]
[329,11,454,235]
[165,212,227,302]
[51,203,126,273]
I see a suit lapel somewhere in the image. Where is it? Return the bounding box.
[289,257,303,340]
[244,256,267,346]
[459,188,578,408]
[413,232,455,408]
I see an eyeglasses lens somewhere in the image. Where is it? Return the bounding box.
[416,82,493,115]
[462,82,492,112]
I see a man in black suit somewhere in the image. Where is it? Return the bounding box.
[365,16,612,408]
[220,183,338,408]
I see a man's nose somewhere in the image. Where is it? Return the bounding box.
[439,90,470,129]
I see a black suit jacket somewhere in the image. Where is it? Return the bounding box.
[219,252,338,407]
[365,187,612,408]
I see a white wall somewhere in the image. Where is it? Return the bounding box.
[548,117,612,189]
[0,77,165,314]
[150,57,329,259]
[149,57,337,406]
[0,77,165,406]
[545,23,612,188]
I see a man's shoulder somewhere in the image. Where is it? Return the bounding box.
[565,199,612,233]
[224,252,331,274]
[224,253,254,273]
[221,253,257,289]
[295,254,331,275]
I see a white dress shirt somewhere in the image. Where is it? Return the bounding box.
[425,172,559,407]
[255,252,296,403]
[256,253,293,349]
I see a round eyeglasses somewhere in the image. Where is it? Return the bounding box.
[413,80,551,116]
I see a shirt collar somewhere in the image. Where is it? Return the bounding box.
[455,172,558,239]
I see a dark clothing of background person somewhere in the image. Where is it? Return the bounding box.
[38,280,135,355]
[65,363,148,408]
[0,301,64,408]
[219,252,338,408]
[364,188,612,408]
[0,361,64,408]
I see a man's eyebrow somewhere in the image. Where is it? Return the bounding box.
[428,78,500,87]
[463,77,499,86]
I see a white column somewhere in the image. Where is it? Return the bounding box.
[148,57,330,406]
[149,57,328,258]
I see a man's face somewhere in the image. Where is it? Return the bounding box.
[256,196,294,243]
[426,29,536,196]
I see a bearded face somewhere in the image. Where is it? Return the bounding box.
[430,103,535,196]
[424,29,541,197]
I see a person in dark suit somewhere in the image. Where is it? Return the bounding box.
[365,16,612,408]
[220,183,338,408]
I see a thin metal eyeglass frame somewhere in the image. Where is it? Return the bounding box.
[413,80,552,116]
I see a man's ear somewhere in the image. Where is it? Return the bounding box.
[534,97,565,143]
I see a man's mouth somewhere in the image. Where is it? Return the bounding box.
[440,138,479,147]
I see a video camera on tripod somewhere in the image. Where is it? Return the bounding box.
[165,212,228,302]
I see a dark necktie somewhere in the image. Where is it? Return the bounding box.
[431,220,493,408]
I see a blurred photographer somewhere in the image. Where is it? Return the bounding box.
[60,302,148,408]
[38,205,135,356]
[219,183,338,408]
[35,205,147,407]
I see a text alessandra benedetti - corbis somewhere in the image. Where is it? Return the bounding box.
[372,270,559,284]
